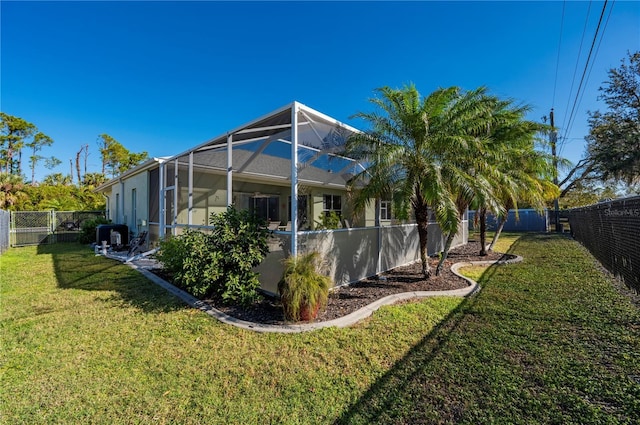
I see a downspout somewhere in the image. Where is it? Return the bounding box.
[102,194,110,221]
[119,178,125,225]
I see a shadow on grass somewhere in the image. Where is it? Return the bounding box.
[37,242,186,314]
[334,235,526,424]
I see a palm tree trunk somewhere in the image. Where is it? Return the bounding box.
[487,215,507,252]
[415,205,431,278]
[479,207,488,256]
[436,231,455,276]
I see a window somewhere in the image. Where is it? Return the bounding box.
[323,194,341,216]
[288,195,308,226]
[380,201,392,220]
[250,196,279,222]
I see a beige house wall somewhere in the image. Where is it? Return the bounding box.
[103,171,150,237]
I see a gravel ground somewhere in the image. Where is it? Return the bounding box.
[195,241,515,325]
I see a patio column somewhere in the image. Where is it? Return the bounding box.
[158,162,165,238]
[173,158,178,236]
[227,133,233,207]
[188,152,193,227]
[290,102,299,257]
[375,198,381,275]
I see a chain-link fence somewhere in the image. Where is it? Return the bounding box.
[0,210,9,255]
[565,196,640,293]
[9,210,105,247]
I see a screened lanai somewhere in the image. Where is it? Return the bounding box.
[153,102,367,257]
[143,101,467,294]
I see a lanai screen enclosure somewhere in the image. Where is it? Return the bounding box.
[100,102,468,294]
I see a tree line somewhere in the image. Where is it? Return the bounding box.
[0,115,148,210]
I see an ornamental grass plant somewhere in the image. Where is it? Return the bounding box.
[278,251,331,321]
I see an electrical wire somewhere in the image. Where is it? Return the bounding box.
[560,0,610,155]
[560,1,593,135]
[561,0,616,157]
[552,1,567,108]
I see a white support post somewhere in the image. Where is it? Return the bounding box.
[173,159,178,236]
[159,163,165,238]
[291,103,299,257]
[375,198,382,275]
[227,133,233,207]
[188,152,193,227]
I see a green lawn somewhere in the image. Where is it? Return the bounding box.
[1,235,638,424]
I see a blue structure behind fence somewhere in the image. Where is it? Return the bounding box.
[468,209,549,232]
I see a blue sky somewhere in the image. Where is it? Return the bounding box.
[2,1,639,183]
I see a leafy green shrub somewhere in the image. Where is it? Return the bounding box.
[208,207,270,305]
[316,211,341,230]
[156,230,217,298]
[156,206,270,305]
[78,217,110,244]
[278,252,331,322]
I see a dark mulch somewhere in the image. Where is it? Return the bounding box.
[152,241,514,325]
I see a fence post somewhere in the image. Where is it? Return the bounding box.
[50,210,55,244]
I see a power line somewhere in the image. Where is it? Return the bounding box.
[560,0,610,154]
[560,1,592,136]
[552,1,567,107]
[560,0,616,157]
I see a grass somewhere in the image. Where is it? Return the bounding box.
[458,231,522,282]
[1,235,639,424]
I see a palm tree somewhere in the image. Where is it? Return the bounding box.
[484,149,558,253]
[0,173,28,210]
[433,92,511,274]
[346,85,494,277]
[474,107,557,255]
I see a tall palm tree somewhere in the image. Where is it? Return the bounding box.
[433,92,513,274]
[484,148,558,253]
[474,106,557,255]
[347,84,493,277]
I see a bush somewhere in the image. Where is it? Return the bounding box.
[78,217,110,244]
[155,230,217,298]
[156,206,270,305]
[278,252,331,322]
[316,211,341,230]
[208,207,270,305]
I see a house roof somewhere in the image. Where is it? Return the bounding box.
[172,101,364,183]
[96,101,366,192]
[180,147,355,188]
[94,157,169,192]
[170,101,361,161]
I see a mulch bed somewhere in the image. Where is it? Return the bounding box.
[153,241,514,325]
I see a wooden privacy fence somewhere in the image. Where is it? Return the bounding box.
[9,210,104,247]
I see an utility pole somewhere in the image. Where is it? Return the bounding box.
[550,108,561,232]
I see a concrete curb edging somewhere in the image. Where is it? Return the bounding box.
[122,254,523,333]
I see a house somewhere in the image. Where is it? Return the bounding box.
[95,102,468,294]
